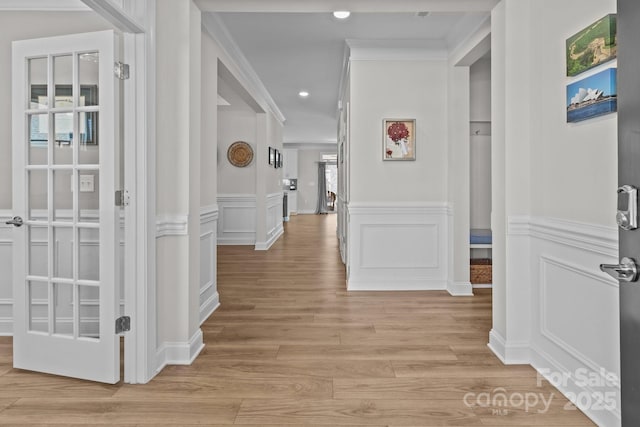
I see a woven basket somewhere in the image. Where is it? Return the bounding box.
[470,259,492,284]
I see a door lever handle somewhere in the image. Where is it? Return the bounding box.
[600,257,639,282]
[5,216,23,227]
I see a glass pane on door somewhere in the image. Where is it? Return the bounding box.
[78,228,99,281]
[28,226,48,277]
[78,172,99,223]
[79,285,99,339]
[28,57,47,109]
[53,169,73,222]
[53,113,74,164]
[79,52,99,107]
[53,282,74,337]
[53,55,73,108]
[28,169,47,221]
[28,114,48,165]
[28,281,48,334]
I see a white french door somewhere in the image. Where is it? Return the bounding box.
[10,30,121,383]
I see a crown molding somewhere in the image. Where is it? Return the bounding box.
[194,0,499,13]
[0,0,89,11]
[346,39,448,61]
[81,0,145,33]
[202,13,286,124]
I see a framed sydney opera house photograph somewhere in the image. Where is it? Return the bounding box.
[383,119,415,161]
[566,67,617,123]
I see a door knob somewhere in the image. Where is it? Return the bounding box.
[5,216,23,227]
[600,257,639,282]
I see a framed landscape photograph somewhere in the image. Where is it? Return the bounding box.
[566,14,617,77]
[383,119,415,161]
[566,67,617,123]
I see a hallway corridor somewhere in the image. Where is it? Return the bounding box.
[0,215,594,425]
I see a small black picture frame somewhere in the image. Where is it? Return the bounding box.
[268,147,274,165]
[274,149,280,168]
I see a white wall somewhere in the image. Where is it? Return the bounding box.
[217,108,257,195]
[350,60,448,203]
[470,58,492,122]
[346,57,452,291]
[491,1,619,425]
[155,0,203,367]
[201,32,219,209]
[470,58,492,230]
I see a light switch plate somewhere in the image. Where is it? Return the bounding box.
[79,174,94,192]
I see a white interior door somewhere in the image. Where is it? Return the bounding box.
[10,30,121,383]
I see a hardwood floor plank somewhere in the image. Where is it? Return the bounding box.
[195,344,280,360]
[333,377,558,400]
[185,359,396,378]
[0,398,241,425]
[113,375,333,399]
[235,398,483,425]
[277,345,458,361]
[392,361,537,378]
[0,370,120,398]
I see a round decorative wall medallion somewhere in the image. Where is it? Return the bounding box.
[227,141,254,167]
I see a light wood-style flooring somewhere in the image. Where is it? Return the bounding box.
[0,214,595,425]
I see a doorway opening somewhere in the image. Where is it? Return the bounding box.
[469,54,492,288]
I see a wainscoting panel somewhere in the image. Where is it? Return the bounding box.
[338,197,347,265]
[199,205,219,324]
[346,203,450,290]
[0,212,13,335]
[256,192,284,251]
[502,216,621,427]
[217,194,256,245]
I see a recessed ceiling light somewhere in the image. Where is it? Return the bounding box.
[333,11,351,19]
[299,91,310,98]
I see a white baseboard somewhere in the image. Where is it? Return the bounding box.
[155,329,204,373]
[347,279,447,291]
[530,346,621,427]
[447,281,473,296]
[199,292,220,326]
[255,223,284,251]
[488,328,530,365]
[472,283,492,289]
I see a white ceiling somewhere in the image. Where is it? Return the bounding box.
[4,0,494,146]
[213,10,490,144]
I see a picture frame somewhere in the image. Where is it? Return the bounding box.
[566,14,617,77]
[274,149,280,168]
[566,67,617,123]
[268,147,275,165]
[383,119,415,161]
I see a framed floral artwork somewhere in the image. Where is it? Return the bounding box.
[383,119,415,161]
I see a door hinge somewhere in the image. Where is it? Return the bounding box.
[114,61,130,80]
[115,316,131,334]
[115,190,130,207]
